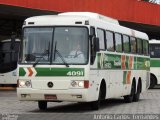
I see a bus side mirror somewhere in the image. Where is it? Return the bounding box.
[96,37,100,52]
[93,37,100,52]
[11,34,16,49]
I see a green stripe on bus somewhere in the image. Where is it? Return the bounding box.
[97,53,150,70]
[150,60,160,67]
[19,68,84,77]
[19,68,25,76]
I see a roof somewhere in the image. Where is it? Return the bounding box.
[24,12,119,26]
[59,12,119,24]
[24,12,148,40]
[149,39,160,44]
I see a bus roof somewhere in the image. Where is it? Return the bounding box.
[24,12,148,40]
[24,12,119,26]
[149,39,160,44]
[59,12,119,25]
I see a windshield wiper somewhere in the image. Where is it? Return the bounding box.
[33,49,49,67]
[53,41,69,67]
[33,42,50,67]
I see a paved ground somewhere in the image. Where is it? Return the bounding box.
[0,86,160,120]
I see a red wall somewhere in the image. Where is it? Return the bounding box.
[0,0,159,26]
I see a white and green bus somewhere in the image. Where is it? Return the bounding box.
[149,39,160,88]
[17,12,150,110]
[0,39,20,86]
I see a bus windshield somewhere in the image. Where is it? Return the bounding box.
[150,44,160,58]
[0,41,20,73]
[21,27,89,65]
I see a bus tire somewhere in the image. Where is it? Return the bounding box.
[90,80,106,110]
[149,75,156,89]
[133,80,141,102]
[38,101,47,110]
[90,100,100,110]
[124,81,135,103]
[91,85,103,110]
[90,89,101,110]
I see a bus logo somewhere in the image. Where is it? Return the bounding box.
[47,82,54,88]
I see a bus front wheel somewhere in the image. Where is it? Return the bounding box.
[38,101,47,110]
[90,92,101,110]
[90,87,102,110]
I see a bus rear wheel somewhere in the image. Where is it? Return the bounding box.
[124,81,135,103]
[133,81,141,102]
[149,75,156,89]
[38,101,47,110]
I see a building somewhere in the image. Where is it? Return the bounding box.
[0,0,160,40]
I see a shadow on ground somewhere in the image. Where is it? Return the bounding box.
[30,98,143,113]
[149,85,160,89]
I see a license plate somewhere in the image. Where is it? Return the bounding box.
[45,94,57,100]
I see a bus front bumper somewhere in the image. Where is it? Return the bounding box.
[17,88,92,102]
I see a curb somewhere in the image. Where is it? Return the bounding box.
[0,87,16,90]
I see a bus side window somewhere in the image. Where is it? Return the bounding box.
[143,40,149,56]
[130,37,137,54]
[106,31,114,51]
[97,28,105,50]
[115,33,122,52]
[137,38,143,54]
[123,35,130,53]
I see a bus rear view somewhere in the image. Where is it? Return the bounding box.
[0,39,20,87]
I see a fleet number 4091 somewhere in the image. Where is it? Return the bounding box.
[67,71,84,76]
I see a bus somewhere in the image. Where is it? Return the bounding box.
[17,12,150,110]
[149,39,160,88]
[0,39,20,86]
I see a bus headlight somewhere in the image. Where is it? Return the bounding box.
[19,80,32,88]
[19,81,25,86]
[78,81,84,87]
[70,80,89,88]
